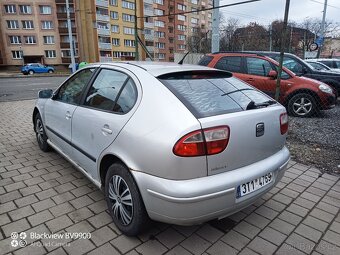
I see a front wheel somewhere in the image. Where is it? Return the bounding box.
[288,93,317,117]
[48,70,53,74]
[35,113,51,152]
[105,163,149,236]
[28,70,34,75]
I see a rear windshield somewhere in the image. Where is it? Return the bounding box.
[158,71,274,118]
[198,55,214,66]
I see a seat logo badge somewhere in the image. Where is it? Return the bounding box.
[256,123,265,137]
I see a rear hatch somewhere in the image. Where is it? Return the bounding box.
[159,71,287,175]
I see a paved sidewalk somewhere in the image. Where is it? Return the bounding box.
[0,100,339,255]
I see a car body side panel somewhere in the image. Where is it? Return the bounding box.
[99,67,206,180]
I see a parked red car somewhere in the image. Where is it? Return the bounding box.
[199,52,336,117]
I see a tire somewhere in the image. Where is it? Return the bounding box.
[105,163,149,236]
[34,113,51,152]
[28,70,34,75]
[288,93,317,117]
[48,70,53,74]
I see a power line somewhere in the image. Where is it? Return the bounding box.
[137,0,261,19]
[309,0,340,10]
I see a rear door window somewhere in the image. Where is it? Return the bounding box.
[215,56,242,73]
[198,55,213,66]
[334,61,340,68]
[159,71,273,118]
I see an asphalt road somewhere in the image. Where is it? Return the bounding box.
[0,76,68,102]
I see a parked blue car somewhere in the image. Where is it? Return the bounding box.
[21,63,54,75]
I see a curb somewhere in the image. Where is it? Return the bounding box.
[0,73,70,78]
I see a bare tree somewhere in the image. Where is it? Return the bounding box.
[219,17,240,51]
[186,27,211,54]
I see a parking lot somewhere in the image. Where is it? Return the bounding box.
[0,96,340,254]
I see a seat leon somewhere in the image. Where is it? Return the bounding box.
[33,62,290,235]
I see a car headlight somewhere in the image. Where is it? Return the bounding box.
[319,84,333,94]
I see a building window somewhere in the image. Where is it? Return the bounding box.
[208,13,212,19]
[43,36,55,44]
[178,35,186,41]
[24,36,36,44]
[113,51,135,58]
[112,25,119,33]
[5,5,16,14]
[124,39,135,47]
[154,0,164,5]
[110,0,118,6]
[154,20,165,27]
[45,50,56,58]
[112,38,120,46]
[22,20,34,29]
[178,44,186,50]
[156,53,165,59]
[154,9,164,15]
[123,27,135,35]
[62,50,78,57]
[178,15,186,21]
[39,5,52,14]
[122,1,135,10]
[12,51,22,59]
[110,11,118,20]
[19,5,32,14]
[191,17,199,24]
[191,0,198,4]
[60,35,76,43]
[155,42,165,49]
[177,25,186,31]
[154,31,165,38]
[122,13,135,22]
[41,21,53,29]
[177,4,186,11]
[6,20,19,29]
[192,27,199,33]
[9,36,21,44]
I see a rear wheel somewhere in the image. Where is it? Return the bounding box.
[35,113,51,152]
[48,70,53,74]
[28,70,34,75]
[105,163,149,236]
[288,93,317,117]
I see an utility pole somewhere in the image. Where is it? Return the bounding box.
[211,0,220,53]
[317,0,328,58]
[66,0,76,73]
[134,0,139,60]
[269,24,272,51]
[275,0,290,101]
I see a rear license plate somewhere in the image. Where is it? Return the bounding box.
[237,172,273,198]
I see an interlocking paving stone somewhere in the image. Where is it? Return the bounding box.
[2,99,340,255]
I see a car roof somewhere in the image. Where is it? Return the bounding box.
[308,58,339,61]
[93,61,219,77]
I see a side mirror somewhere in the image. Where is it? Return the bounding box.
[38,89,53,99]
[268,70,278,79]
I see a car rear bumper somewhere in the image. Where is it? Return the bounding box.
[132,146,290,225]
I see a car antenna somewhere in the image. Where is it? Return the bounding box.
[178,31,210,65]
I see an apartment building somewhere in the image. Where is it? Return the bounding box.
[143,0,213,62]
[0,0,79,68]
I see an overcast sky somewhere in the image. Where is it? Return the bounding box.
[219,0,340,25]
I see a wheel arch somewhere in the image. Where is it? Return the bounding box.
[32,107,40,131]
[283,89,321,107]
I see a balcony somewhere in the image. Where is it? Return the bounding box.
[144,22,154,28]
[59,27,76,34]
[100,56,113,63]
[144,0,153,4]
[98,28,110,36]
[61,57,79,64]
[99,42,112,50]
[144,9,153,17]
[56,0,74,4]
[146,46,154,53]
[96,14,110,22]
[60,42,78,49]
[57,12,75,19]
[96,0,108,7]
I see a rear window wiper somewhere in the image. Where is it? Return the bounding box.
[221,88,253,96]
[246,100,277,110]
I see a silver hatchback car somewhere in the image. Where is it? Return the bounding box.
[33,62,290,235]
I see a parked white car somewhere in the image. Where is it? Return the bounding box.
[33,62,290,235]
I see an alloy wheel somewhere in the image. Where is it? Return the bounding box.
[108,175,133,226]
[35,119,44,145]
[292,97,312,116]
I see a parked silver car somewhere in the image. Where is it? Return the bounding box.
[33,62,290,235]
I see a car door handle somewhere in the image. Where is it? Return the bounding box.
[101,125,113,135]
[65,111,72,120]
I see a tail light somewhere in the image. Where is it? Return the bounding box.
[280,112,288,135]
[173,126,230,157]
